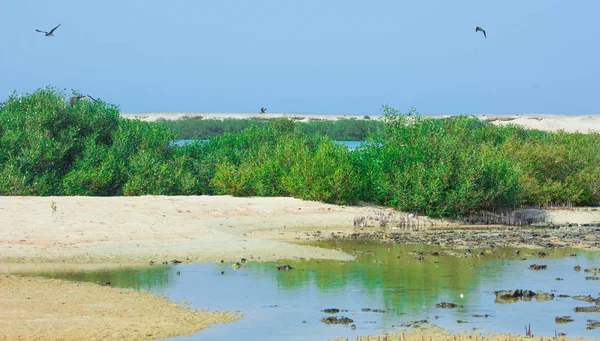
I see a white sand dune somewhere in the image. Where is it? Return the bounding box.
[121,112,600,134]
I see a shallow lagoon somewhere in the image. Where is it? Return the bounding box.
[22,241,600,340]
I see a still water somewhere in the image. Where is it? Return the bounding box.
[22,241,600,340]
[174,139,362,150]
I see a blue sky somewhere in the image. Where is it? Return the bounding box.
[1,0,599,114]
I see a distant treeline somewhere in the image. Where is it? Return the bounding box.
[1,87,599,218]
[162,117,383,141]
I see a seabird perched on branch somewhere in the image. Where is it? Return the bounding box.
[475,26,486,39]
[36,23,61,37]
[70,95,98,107]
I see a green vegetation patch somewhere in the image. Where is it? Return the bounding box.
[1,88,598,217]
[162,116,382,141]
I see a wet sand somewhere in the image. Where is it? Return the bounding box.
[332,327,600,341]
[0,274,240,341]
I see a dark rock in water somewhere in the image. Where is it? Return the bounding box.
[557,294,570,298]
[351,324,357,330]
[574,306,600,313]
[232,262,242,269]
[494,289,554,303]
[532,251,547,257]
[322,308,340,314]
[584,267,600,274]
[320,316,354,325]
[457,319,468,323]
[172,259,183,264]
[529,264,547,270]
[574,265,582,272]
[586,276,600,280]
[564,252,577,257]
[240,258,247,263]
[555,316,574,323]
[558,333,567,337]
[472,314,491,318]
[556,277,564,281]
[361,308,385,313]
[588,320,600,329]
[276,264,293,271]
[436,302,458,308]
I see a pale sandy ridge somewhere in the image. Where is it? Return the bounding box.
[1,196,599,269]
[0,195,386,266]
[121,112,600,133]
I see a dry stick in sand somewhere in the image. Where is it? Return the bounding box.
[50,200,57,216]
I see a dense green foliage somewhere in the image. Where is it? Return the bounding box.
[162,116,382,141]
[1,88,598,217]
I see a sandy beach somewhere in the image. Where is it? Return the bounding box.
[121,112,600,134]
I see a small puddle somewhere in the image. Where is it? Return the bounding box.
[10,241,600,340]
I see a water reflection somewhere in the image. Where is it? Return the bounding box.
[16,241,600,341]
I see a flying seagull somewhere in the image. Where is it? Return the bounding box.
[70,95,97,107]
[475,26,486,39]
[36,23,61,36]
[260,107,267,114]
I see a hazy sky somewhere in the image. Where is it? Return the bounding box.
[1,1,599,114]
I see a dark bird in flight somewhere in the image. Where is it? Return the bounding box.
[36,23,61,36]
[260,107,267,114]
[70,95,97,107]
[475,26,486,39]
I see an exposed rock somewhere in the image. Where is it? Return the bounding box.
[574,306,600,313]
[586,276,600,280]
[322,308,340,314]
[574,265,582,272]
[555,316,574,323]
[584,267,600,273]
[320,316,354,325]
[472,314,491,318]
[435,302,458,308]
[588,320,600,329]
[529,264,547,270]
[361,308,386,313]
[276,264,293,271]
[494,289,554,303]
[573,295,599,304]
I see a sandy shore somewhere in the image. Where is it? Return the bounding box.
[331,327,600,341]
[121,112,600,133]
[0,275,240,341]
[1,196,599,340]
[0,196,389,267]
[1,196,599,267]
